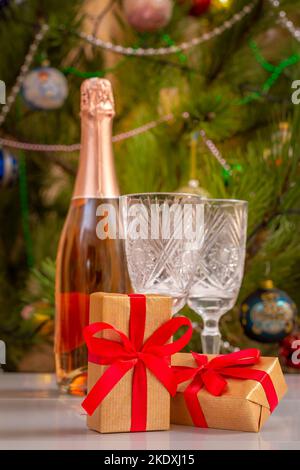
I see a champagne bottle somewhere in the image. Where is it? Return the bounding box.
[55,78,129,395]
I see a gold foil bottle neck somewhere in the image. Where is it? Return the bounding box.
[72,78,120,199]
[80,78,115,118]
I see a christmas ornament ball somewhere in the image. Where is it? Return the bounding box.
[240,280,297,343]
[189,0,211,17]
[123,0,173,32]
[21,67,68,110]
[280,332,300,370]
[0,148,18,187]
[178,179,211,198]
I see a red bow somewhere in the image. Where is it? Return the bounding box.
[173,349,279,428]
[82,294,192,432]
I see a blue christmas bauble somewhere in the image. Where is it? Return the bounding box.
[21,67,68,110]
[0,148,18,187]
[240,280,297,343]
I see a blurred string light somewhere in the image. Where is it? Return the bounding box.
[198,130,231,172]
[1,0,299,157]
[62,33,189,78]
[0,113,189,152]
[78,2,257,56]
[5,0,299,123]
[0,112,230,170]
[268,0,300,42]
[0,2,256,127]
[161,34,187,63]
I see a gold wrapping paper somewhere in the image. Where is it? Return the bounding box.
[87,292,172,433]
[171,353,287,432]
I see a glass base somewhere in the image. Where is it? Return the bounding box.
[57,367,87,396]
[55,346,88,396]
[201,332,221,354]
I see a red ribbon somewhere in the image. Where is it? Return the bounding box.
[82,294,192,432]
[173,349,279,428]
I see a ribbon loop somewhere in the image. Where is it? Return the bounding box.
[83,321,137,363]
[143,316,193,356]
[206,348,261,371]
[201,369,227,396]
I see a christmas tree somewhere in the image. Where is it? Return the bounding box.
[0,0,300,370]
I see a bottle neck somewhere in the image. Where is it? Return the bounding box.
[72,114,120,199]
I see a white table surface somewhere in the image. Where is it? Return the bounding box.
[0,372,299,450]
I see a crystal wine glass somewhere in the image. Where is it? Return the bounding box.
[120,193,205,314]
[188,199,248,354]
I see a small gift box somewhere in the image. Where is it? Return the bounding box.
[82,292,192,433]
[171,350,287,432]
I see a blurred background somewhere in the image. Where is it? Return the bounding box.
[0,0,300,373]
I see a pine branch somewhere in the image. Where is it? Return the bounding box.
[46,153,76,176]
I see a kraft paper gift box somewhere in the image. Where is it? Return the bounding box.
[82,292,191,434]
[171,352,287,433]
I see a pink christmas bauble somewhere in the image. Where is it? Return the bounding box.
[123,0,173,33]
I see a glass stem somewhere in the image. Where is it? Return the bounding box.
[201,317,221,354]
